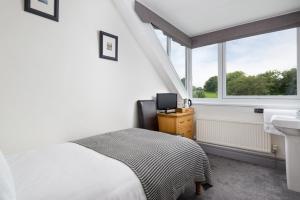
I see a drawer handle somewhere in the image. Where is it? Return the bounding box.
[187,119,191,122]
[179,121,185,124]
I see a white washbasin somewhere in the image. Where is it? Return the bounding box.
[271,115,300,136]
[271,113,300,192]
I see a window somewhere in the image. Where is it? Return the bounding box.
[154,26,299,101]
[154,29,167,51]
[225,28,298,97]
[154,28,187,88]
[170,39,186,87]
[192,44,218,98]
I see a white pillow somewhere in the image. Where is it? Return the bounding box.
[0,150,16,200]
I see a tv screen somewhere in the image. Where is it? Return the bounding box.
[156,93,177,110]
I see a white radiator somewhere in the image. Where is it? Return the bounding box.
[196,118,271,153]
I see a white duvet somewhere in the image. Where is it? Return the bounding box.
[6,143,147,200]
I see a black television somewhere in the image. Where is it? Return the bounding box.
[156,93,177,112]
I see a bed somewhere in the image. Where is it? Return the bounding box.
[5,128,212,200]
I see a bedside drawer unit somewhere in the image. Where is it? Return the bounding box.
[157,110,194,139]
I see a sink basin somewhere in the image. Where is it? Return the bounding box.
[271,115,300,136]
[271,114,300,192]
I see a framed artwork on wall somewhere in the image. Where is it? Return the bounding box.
[99,31,118,61]
[24,0,59,22]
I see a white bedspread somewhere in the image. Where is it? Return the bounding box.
[6,143,146,200]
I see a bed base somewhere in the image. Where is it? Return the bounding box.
[195,182,204,195]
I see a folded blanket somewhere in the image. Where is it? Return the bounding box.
[74,128,212,200]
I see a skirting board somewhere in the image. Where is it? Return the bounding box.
[198,141,286,171]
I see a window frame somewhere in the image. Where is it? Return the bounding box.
[190,27,300,101]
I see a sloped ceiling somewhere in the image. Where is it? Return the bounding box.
[138,0,300,37]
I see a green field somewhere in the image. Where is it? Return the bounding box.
[204,91,217,98]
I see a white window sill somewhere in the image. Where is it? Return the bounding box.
[192,99,300,109]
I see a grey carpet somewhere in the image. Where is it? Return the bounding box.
[179,154,300,200]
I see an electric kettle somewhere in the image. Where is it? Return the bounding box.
[183,99,192,108]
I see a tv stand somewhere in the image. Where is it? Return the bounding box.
[157,108,194,139]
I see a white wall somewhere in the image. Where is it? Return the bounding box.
[0,0,169,154]
[194,105,286,159]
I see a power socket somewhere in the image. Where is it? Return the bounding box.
[271,144,278,154]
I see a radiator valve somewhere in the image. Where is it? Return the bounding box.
[271,144,278,154]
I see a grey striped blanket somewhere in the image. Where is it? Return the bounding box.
[74,128,212,200]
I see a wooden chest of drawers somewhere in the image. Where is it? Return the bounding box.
[157,110,194,139]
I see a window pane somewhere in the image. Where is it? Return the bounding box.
[226,28,297,96]
[192,44,218,98]
[154,28,167,51]
[170,39,186,87]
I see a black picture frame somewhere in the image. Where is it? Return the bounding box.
[24,0,59,22]
[99,31,118,61]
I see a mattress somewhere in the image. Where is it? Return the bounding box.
[6,143,146,200]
